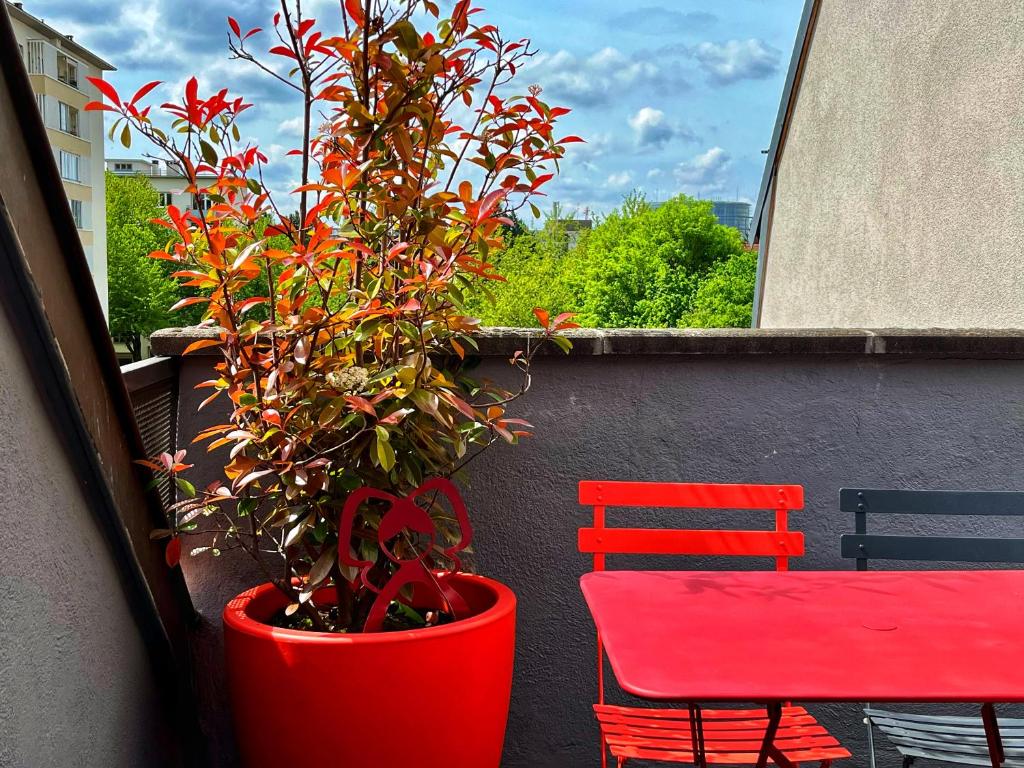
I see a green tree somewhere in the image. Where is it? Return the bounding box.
[106,171,179,360]
[466,213,579,326]
[683,249,758,328]
[572,193,746,327]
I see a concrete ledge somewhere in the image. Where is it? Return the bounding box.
[150,326,1024,359]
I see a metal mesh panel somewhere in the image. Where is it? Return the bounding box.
[125,362,178,510]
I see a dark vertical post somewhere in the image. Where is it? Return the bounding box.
[982,703,1005,768]
[855,491,869,571]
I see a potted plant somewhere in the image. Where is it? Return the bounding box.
[88,2,579,765]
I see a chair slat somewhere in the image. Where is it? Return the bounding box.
[872,721,1024,740]
[896,746,1019,767]
[602,723,830,740]
[841,488,1024,516]
[609,744,851,763]
[842,534,1024,564]
[580,527,804,557]
[579,481,803,510]
[867,711,1024,733]
[866,709,1024,728]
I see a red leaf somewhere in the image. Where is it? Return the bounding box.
[344,0,364,27]
[559,136,585,144]
[530,173,554,191]
[86,76,120,105]
[165,537,182,568]
[129,80,161,106]
[170,296,209,312]
[182,338,221,355]
[297,18,315,37]
[228,16,241,37]
[345,395,376,417]
[532,307,550,328]
[269,45,297,59]
[477,189,506,223]
[84,101,116,112]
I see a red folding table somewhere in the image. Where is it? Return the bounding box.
[581,570,1024,768]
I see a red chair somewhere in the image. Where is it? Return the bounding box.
[578,481,851,768]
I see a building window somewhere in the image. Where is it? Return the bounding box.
[69,199,83,229]
[57,54,79,89]
[113,162,133,172]
[35,93,45,116]
[193,193,212,213]
[158,192,173,207]
[58,101,79,136]
[59,150,81,182]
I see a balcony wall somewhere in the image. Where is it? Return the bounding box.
[146,327,1024,767]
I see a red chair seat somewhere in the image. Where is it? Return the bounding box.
[595,703,852,765]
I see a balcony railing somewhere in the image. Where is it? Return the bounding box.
[128,325,1024,768]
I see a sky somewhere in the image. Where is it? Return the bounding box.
[25,0,806,217]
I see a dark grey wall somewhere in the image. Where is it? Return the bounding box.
[160,329,1024,768]
[0,314,174,768]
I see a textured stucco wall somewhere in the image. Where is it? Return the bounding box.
[166,330,1024,767]
[0,315,172,766]
[760,0,1024,328]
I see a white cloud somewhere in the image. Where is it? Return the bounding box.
[694,39,780,85]
[523,46,681,107]
[278,117,304,138]
[629,107,675,149]
[647,168,664,179]
[674,146,731,193]
[606,171,634,188]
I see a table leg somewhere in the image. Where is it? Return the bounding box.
[755,702,798,768]
[689,703,707,768]
[981,703,1005,768]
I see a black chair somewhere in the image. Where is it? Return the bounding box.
[839,488,1024,768]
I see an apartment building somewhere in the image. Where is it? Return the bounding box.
[8,1,114,315]
[106,158,218,215]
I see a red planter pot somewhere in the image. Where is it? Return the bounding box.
[223,573,516,768]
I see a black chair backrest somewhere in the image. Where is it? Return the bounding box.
[839,489,1024,571]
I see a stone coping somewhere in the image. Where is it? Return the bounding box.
[150,326,1024,359]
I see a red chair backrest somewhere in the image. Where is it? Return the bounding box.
[578,481,805,572]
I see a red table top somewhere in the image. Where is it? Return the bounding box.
[580,570,1024,703]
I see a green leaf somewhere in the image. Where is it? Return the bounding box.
[175,478,196,497]
[284,512,311,548]
[307,545,337,587]
[200,140,218,166]
[375,435,396,471]
[120,122,132,148]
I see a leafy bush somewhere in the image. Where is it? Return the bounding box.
[92,0,577,633]
[683,249,758,328]
[471,193,755,329]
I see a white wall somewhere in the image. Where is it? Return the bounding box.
[760,0,1024,328]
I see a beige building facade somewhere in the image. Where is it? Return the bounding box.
[752,0,1024,329]
[106,158,217,215]
[9,1,113,316]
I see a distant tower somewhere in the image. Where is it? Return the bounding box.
[711,200,753,242]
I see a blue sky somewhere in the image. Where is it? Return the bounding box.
[28,0,805,216]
